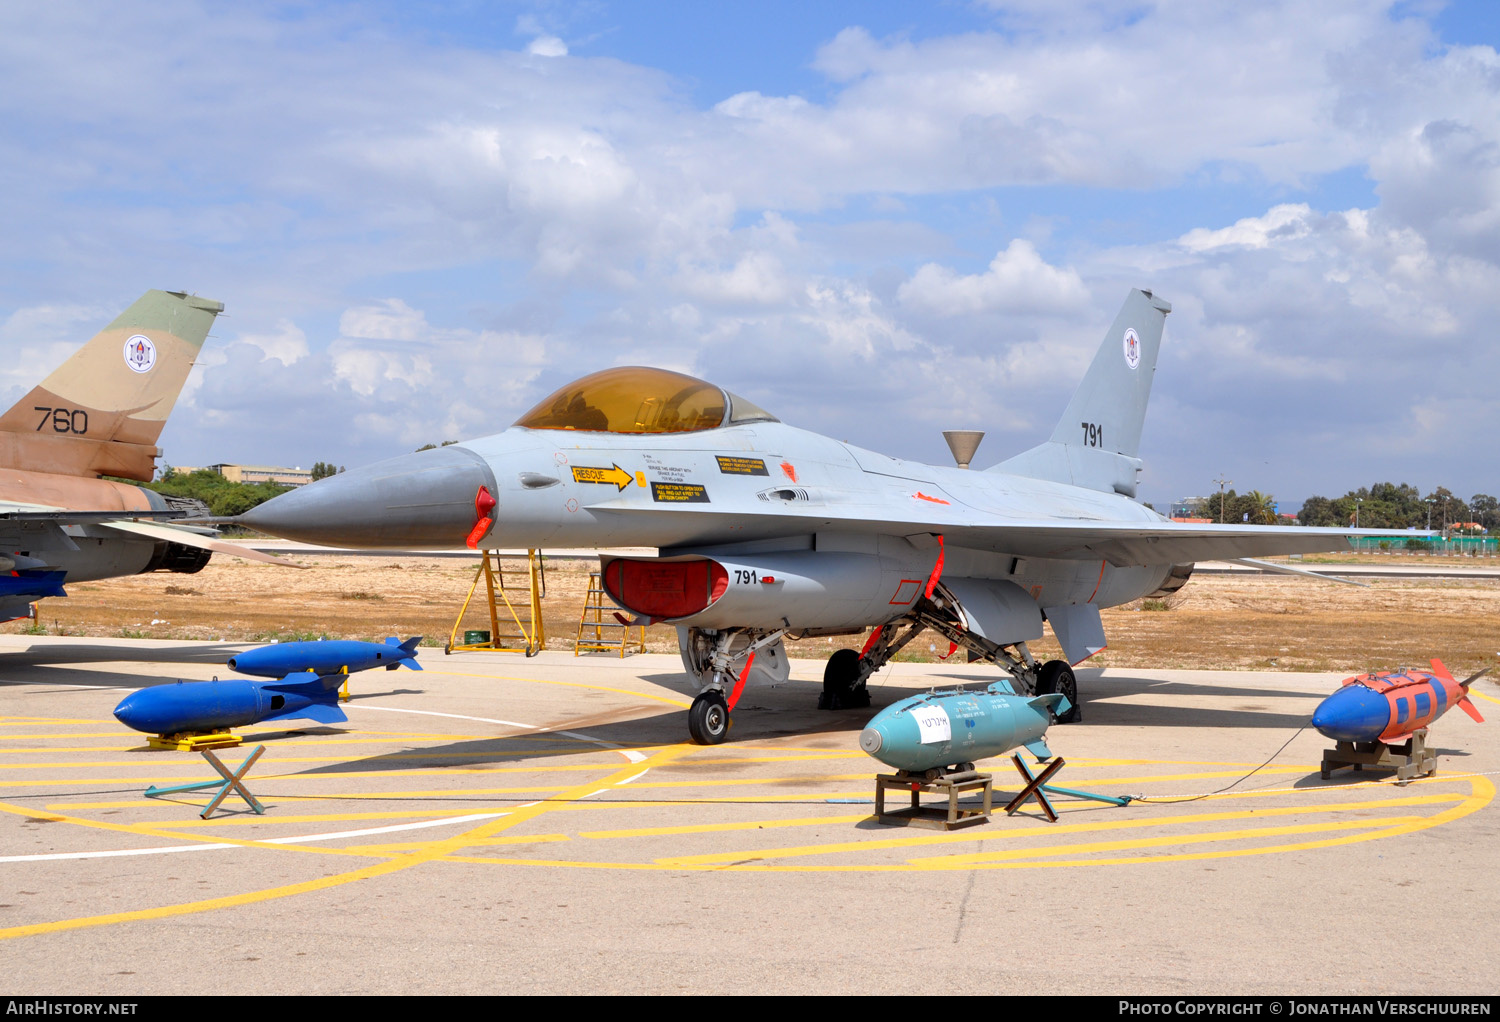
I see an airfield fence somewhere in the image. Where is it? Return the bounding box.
[1344,536,1498,557]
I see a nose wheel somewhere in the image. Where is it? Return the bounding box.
[688,690,730,744]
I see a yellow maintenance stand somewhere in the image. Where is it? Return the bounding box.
[446,550,547,656]
[575,571,646,657]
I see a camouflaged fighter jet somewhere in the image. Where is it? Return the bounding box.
[237,289,1413,743]
[0,290,289,623]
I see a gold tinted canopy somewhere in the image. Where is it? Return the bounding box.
[515,366,777,434]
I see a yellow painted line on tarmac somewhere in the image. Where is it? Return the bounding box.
[430,669,693,709]
[582,814,870,840]
[1470,689,1500,708]
[109,808,526,829]
[913,783,1496,871]
[1067,766,1311,787]
[245,787,610,801]
[685,752,869,764]
[2,755,639,770]
[0,741,691,942]
[915,816,1425,865]
[652,791,1470,866]
[312,780,1491,874]
[0,718,98,726]
[0,732,153,740]
[0,799,382,861]
[0,774,578,790]
[351,833,571,854]
[620,774,872,789]
[2,746,163,754]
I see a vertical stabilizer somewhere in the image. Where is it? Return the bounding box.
[0,290,223,482]
[993,288,1170,497]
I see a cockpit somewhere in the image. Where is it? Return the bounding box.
[514,366,779,434]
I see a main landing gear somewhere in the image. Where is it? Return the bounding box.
[1034,659,1082,723]
[816,589,1085,724]
[818,648,870,710]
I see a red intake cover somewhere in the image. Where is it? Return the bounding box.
[603,559,728,620]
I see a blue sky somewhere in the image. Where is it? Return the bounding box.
[1,0,1497,511]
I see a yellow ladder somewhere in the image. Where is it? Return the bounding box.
[575,571,645,657]
[446,550,547,656]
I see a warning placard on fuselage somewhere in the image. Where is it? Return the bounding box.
[650,482,710,503]
[715,455,769,476]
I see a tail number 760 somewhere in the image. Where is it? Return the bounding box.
[35,407,89,434]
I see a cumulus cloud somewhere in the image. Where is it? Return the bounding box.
[526,35,567,58]
[237,319,309,365]
[898,240,1088,315]
[1,1,1497,504]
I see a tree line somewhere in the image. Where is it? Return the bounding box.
[147,467,293,517]
[144,461,343,517]
[1179,482,1496,532]
[1297,483,1494,532]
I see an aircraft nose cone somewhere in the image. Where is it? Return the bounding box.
[1311,685,1390,743]
[238,446,498,548]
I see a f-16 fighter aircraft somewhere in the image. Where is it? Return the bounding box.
[0,289,288,623]
[238,288,1412,743]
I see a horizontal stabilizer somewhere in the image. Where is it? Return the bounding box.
[1023,738,1054,760]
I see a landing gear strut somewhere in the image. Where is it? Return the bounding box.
[678,627,787,744]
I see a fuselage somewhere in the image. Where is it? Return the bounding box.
[243,419,1178,635]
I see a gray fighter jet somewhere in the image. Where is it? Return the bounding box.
[239,289,1410,743]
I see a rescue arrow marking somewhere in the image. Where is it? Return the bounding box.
[570,464,635,491]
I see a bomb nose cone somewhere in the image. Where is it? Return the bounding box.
[238,446,498,548]
[113,691,145,731]
[859,727,883,754]
[1311,685,1391,742]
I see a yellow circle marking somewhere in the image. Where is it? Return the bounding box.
[0,743,689,942]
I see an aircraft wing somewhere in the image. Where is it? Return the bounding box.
[589,502,1416,566]
[0,506,299,568]
[95,519,302,568]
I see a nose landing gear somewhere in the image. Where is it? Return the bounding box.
[688,690,730,745]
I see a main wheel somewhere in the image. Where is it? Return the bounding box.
[819,648,868,709]
[1034,660,1081,723]
[688,691,730,744]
